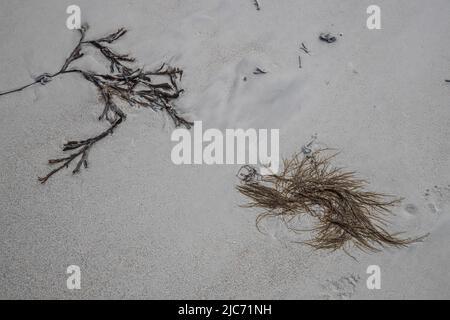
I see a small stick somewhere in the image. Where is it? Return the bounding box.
[298,56,302,69]
[1,25,192,183]
[0,82,38,97]
[253,0,261,11]
[445,80,450,83]
[300,42,310,55]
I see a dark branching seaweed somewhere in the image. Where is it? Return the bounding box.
[0,25,192,183]
[300,42,310,55]
[237,150,426,253]
[319,33,337,44]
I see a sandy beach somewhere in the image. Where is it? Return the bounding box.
[1,0,449,299]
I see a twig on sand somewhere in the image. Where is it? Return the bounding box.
[237,149,427,253]
[0,25,192,183]
[298,56,302,69]
[445,80,450,83]
[253,0,261,11]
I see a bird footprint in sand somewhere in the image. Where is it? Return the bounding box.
[320,274,360,300]
[424,185,450,214]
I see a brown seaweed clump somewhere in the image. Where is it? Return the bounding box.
[237,150,426,253]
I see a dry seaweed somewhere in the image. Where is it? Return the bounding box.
[298,42,310,69]
[0,25,192,183]
[237,149,426,253]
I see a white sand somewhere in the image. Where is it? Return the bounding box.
[1,0,449,299]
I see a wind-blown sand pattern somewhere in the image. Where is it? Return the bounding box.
[1,0,449,299]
